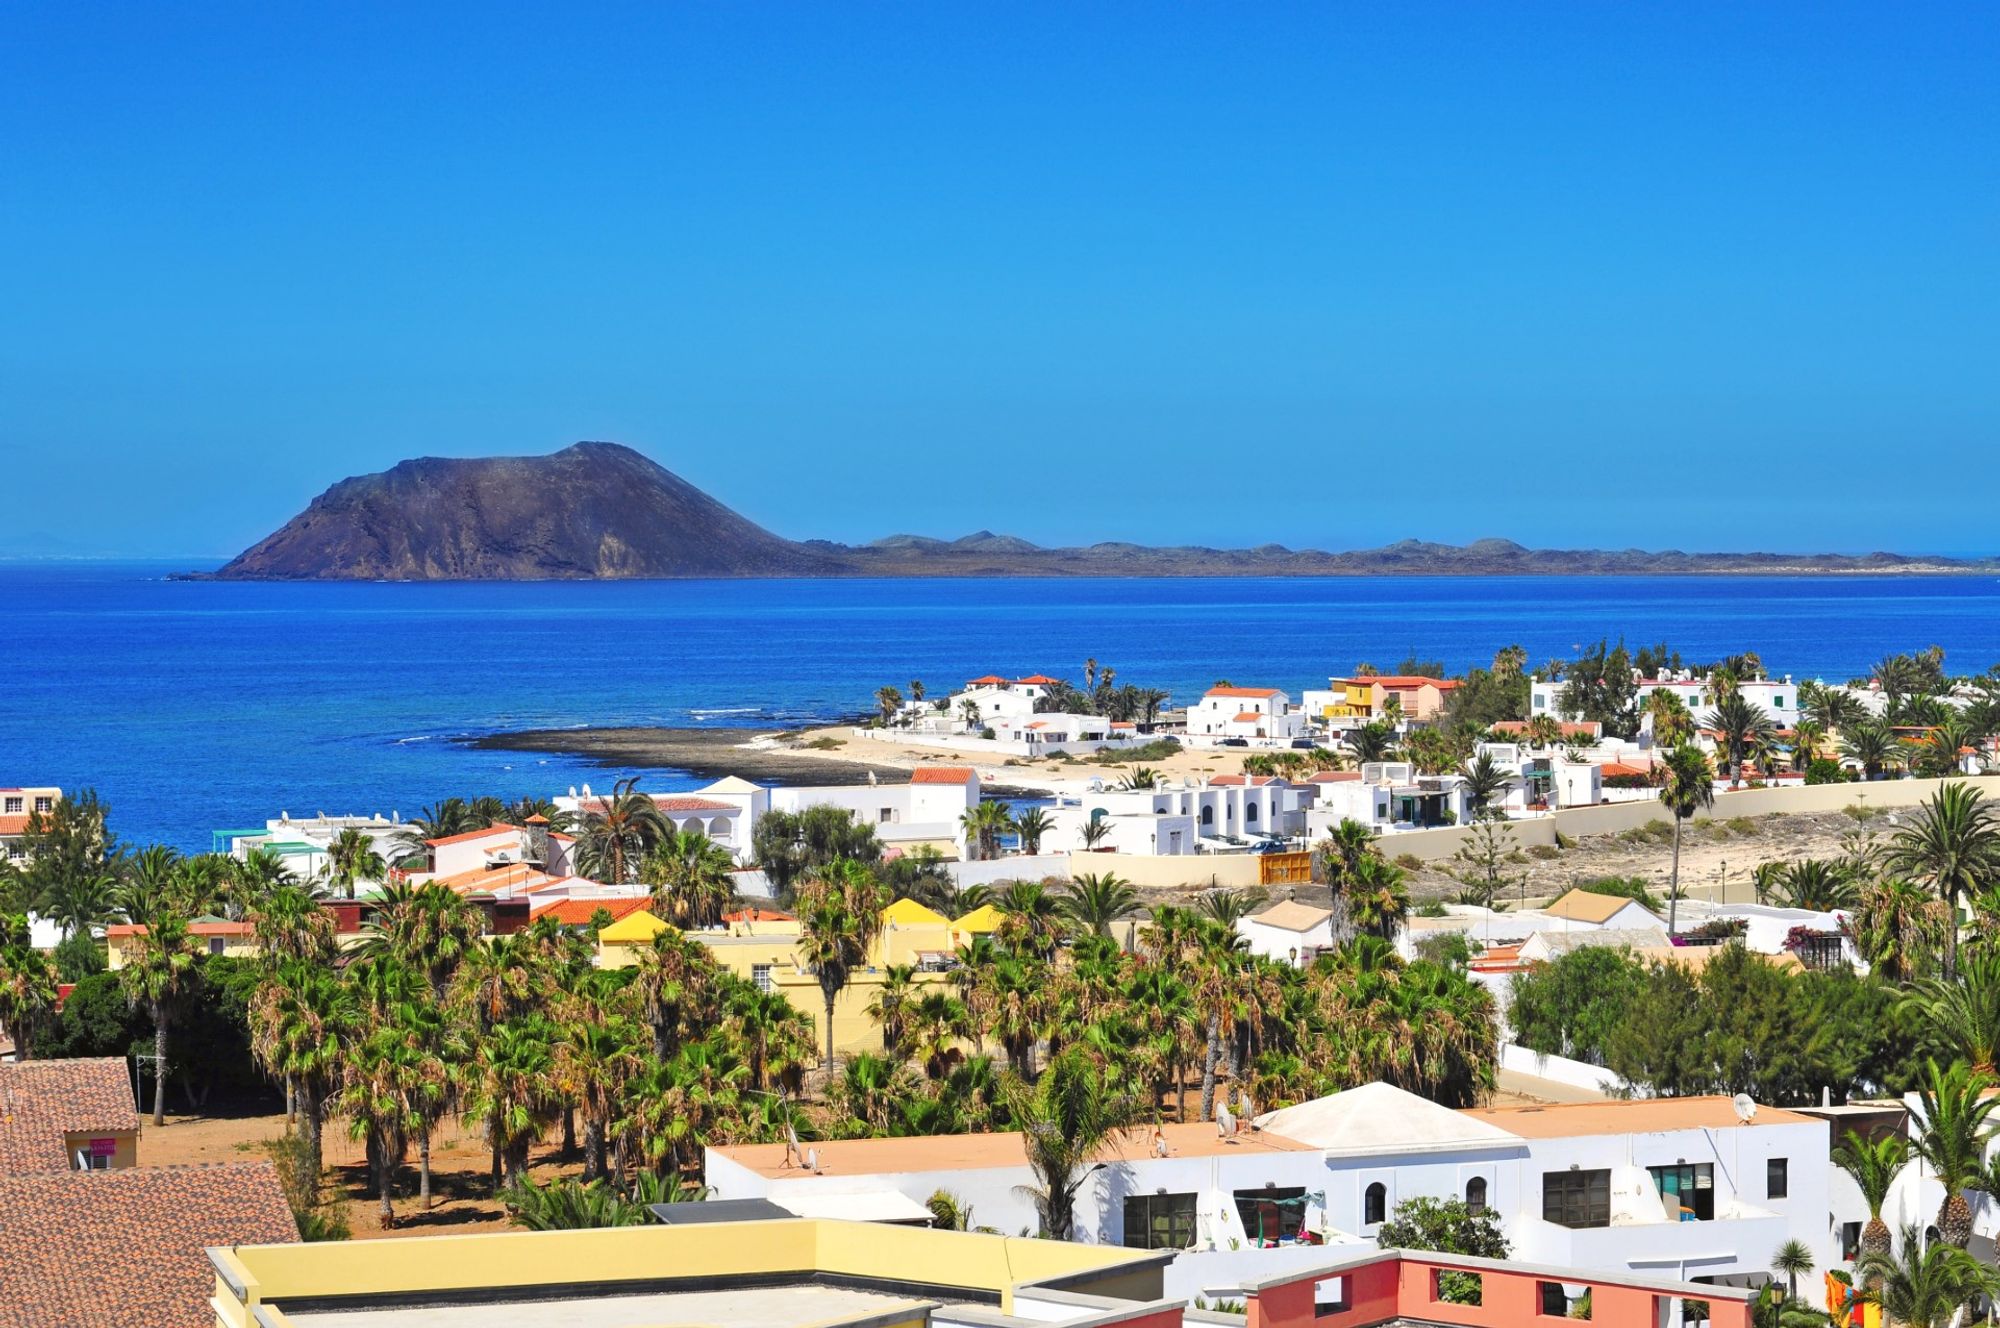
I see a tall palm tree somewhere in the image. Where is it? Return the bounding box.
[1771,1238,1814,1303]
[1856,1224,1997,1328]
[118,845,184,927]
[0,915,59,1061]
[575,777,669,884]
[1008,1046,1141,1240]
[466,1016,559,1191]
[865,963,918,1057]
[795,859,885,1067]
[1062,873,1138,940]
[120,910,203,1125]
[1346,856,1409,940]
[366,880,485,1001]
[875,685,904,725]
[1840,724,1902,782]
[1658,744,1715,934]
[1910,1059,2000,1247]
[1458,752,1510,819]
[327,828,385,900]
[641,829,736,930]
[1197,886,1269,928]
[1646,689,1694,748]
[1777,859,1861,912]
[1855,878,1947,983]
[1705,693,1777,787]
[1802,681,1866,733]
[959,802,1015,860]
[250,960,358,1182]
[1903,951,2000,1074]
[995,879,1065,962]
[1012,807,1053,855]
[1890,782,2000,979]
[1833,1129,1909,1261]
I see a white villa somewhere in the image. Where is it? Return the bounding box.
[1186,687,1304,746]
[1530,670,1800,728]
[1042,774,1311,855]
[1237,899,1335,963]
[707,1083,1841,1300]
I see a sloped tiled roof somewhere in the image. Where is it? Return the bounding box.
[0,1058,139,1175]
[424,822,520,848]
[1545,889,1655,925]
[0,1161,297,1328]
[909,767,977,784]
[1207,686,1281,698]
[653,796,737,813]
[529,897,652,928]
[1247,900,1334,933]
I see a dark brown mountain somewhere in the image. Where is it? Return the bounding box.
[207,442,1994,580]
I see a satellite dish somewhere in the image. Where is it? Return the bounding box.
[1732,1093,1757,1124]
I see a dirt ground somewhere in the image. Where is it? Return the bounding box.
[139,1107,587,1240]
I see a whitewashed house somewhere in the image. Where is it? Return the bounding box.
[1044,776,1310,855]
[1186,687,1303,745]
[1237,899,1335,963]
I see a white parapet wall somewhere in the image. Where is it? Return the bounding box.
[1498,1043,1629,1097]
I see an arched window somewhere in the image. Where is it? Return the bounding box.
[1200,806,1214,826]
[1246,804,1260,823]
[1465,1177,1487,1216]
[1364,1182,1386,1226]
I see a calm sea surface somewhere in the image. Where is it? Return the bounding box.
[4,562,1998,850]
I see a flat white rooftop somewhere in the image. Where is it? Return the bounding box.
[285,1285,930,1328]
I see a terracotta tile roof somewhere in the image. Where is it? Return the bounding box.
[1206,686,1281,698]
[424,822,520,848]
[1014,674,1064,686]
[0,1058,139,1175]
[1599,762,1654,778]
[653,796,737,813]
[909,767,977,784]
[530,897,652,927]
[0,1161,298,1328]
[1231,711,1264,723]
[0,815,28,837]
[966,675,1009,686]
[428,862,549,894]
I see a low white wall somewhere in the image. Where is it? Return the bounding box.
[1072,852,1269,890]
[1163,1244,1371,1305]
[948,854,1073,888]
[1499,1043,1627,1096]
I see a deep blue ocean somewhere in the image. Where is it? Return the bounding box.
[4,562,1998,851]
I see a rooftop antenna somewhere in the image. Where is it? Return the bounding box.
[1732,1093,1758,1125]
[783,1120,802,1169]
[805,1147,820,1174]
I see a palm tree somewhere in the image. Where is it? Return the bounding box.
[466,1016,559,1191]
[0,915,59,1060]
[866,963,918,1057]
[1012,807,1053,855]
[1856,1224,1997,1328]
[1646,689,1694,748]
[1705,693,1776,787]
[339,988,425,1228]
[1346,722,1398,764]
[834,1052,913,1132]
[1197,886,1269,928]
[875,685,904,725]
[327,827,385,900]
[1346,856,1409,940]
[1776,859,1861,912]
[995,879,1065,962]
[1008,1046,1141,1240]
[118,845,184,927]
[392,798,474,863]
[1833,1129,1909,1261]
[1658,744,1715,934]
[1855,878,1947,983]
[1063,873,1138,940]
[250,960,358,1183]
[1890,782,2000,979]
[796,859,885,1067]
[641,829,736,930]
[42,867,121,941]
[1079,818,1114,851]
[1802,681,1866,733]
[959,801,1015,861]
[1458,752,1510,818]
[1771,1238,1814,1304]
[120,910,203,1125]
[1910,1059,2000,1246]
[1903,951,2000,1073]
[575,777,669,884]
[1841,723,1902,782]
[1115,766,1163,791]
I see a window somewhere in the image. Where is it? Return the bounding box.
[1540,1282,1589,1318]
[752,964,773,993]
[1766,1157,1788,1200]
[207,938,226,956]
[1841,1221,1863,1261]
[1123,1192,1197,1250]
[1363,1181,1387,1226]
[1774,696,1786,709]
[1533,695,1546,710]
[72,1149,112,1172]
[1235,1187,1306,1244]
[1542,1169,1611,1229]
[1648,1164,1714,1220]
[2,797,19,814]
[1200,806,1214,826]
[878,807,893,823]
[33,796,52,813]
[1246,804,1259,823]
[1464,1176,1488,1216]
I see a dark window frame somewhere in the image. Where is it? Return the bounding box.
[1122,1192,1198,1250]
[1767,1157,1789,1200]
[1542,1169,1611,1229]
[1363,1181,1387,1226]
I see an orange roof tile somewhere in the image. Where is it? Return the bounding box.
[424,822,520,848]
[1207,686,1281,698]
[0,815,28,837]
[966,674,1009,686]
[653,796,737,813]
[1232,711,1264,723]
[909,767,977,784]
[529,897,651,927]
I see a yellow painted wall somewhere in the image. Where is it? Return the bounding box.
[63,1129,137,1170]
[213,1219,1159,1326]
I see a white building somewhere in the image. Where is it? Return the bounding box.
[654,768,982,862]
[1186,687,1304,745]
[1237,899,1335,963]
[942,673,1068,729]
[1302,763,1471,836]
[1531,671,1799,728]
[0,785,60,864]
[986,712,1148,755]
[1044,775,1310,855]
[707,1084,1839,1295]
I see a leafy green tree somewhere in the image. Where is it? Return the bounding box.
[752,805,881,902]
[1509,946,1647,1066]
[1376,1196,1510,1305]
[1555,640,1641,738]
[0,914,60,1059]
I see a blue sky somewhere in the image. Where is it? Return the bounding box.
[3,3,1995,558]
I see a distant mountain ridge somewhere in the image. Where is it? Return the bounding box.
[206,442,1995,580]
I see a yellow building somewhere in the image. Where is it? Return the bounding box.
[598,904,964,1057]
[209,1217,1174,1328]
[104,918,261,970]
